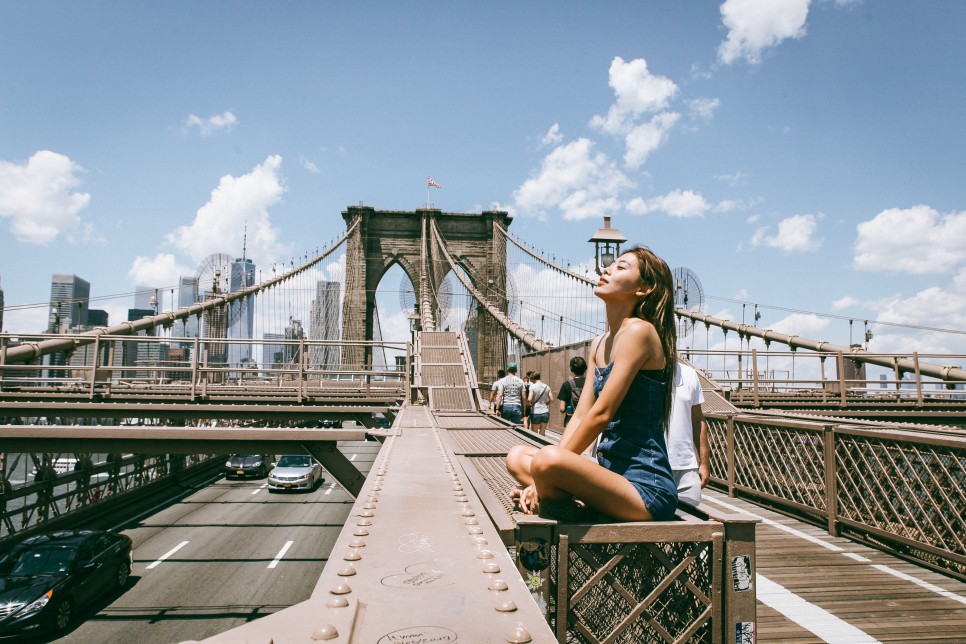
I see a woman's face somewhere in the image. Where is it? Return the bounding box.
[594,252,650,302]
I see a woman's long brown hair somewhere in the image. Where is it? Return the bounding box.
[624,245,678,431]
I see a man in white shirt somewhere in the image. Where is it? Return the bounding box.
[668,362,711,506]
[496,363,526,425]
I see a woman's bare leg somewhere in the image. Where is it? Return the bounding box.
[530,445,654,521]
[506,444,539,486]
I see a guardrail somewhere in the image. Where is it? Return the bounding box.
[1,453,219,545]
[513,507,757,643]
[0,335,410,401]
[706,411,966,580]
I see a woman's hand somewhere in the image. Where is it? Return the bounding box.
[511,484,540,514]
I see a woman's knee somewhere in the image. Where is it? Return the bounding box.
[530,445,568,479]
[506,445,533,477]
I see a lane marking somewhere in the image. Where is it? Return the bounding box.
[870,564,966,605]
[350,454,357,461]
[146,540,189,570]
[325,482,337,495]
[757,573,880,643]
[705,494,966,604]
[269,540,294,569]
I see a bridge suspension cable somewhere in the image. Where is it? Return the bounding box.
[429,218,547,352]
[2,221,359,365]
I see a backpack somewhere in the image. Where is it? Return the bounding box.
[565,377,584,415]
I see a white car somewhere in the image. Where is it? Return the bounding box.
[267,455,324,492]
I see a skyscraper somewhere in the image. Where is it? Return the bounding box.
[48,274,90,332]
[228,257,256,371]
[309,280,341,371]
[174,276,200,339]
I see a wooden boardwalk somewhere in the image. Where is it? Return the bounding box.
[701,490,966,643]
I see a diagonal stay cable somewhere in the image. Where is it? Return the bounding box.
[430,218,546,352]
[3,221,358,364]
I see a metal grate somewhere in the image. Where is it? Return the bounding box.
[734,419,827,511]
[421,364,468,386]
[422,348,462,363]
[429,387,473,411]
[562,538,714,642]
[447,429,528,455]
[470,455,520,517]
[835,431,965,577]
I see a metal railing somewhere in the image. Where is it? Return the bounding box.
[1,453,219,544]
[680,348,966,407]
[707,411,966,580]
[0,334,410,402]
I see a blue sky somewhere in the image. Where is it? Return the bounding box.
[2,0,965,357]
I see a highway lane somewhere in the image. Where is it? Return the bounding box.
[51,440,379,644]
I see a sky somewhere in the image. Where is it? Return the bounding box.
[2,0,966,361]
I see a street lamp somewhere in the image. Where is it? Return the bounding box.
[588,215,627,275]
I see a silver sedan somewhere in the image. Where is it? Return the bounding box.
[267,455,324,492]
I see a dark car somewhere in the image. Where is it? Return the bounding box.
[224,454,271,479]
[0,530,133,638]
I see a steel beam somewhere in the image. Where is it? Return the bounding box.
[0,425,391,454]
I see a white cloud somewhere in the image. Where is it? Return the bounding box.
[626,189,710,218]
[854,205,966,274]
[299,156,319,174]
[688,97,720,123]
[590,57,679,135]
[166,155,291,264]
[510,138,634,221]
[541,123,564,146]
[128,253,193,288]
[717,171,748,186]
[751,213,823,252]
[624,112,681,168]
[185,110,237,136]
[734,288,749,300]
[831,295,861,311]
[589,56,680,169]
[866,268,966,354]
[717,0,811,65]
[0,150,91,244]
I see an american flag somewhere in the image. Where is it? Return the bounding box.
[427,177,442,189]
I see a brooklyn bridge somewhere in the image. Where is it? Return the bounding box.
[1,206,963,643]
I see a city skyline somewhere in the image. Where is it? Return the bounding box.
[1,2,965,354]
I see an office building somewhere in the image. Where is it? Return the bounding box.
[228,257,256,371]
[48,274,90,332]
[309,280,341,370]
[174,276,200,339]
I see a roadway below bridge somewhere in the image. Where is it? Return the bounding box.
[48,440,379,644]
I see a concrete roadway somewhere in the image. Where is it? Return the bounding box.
[49,440,379,644]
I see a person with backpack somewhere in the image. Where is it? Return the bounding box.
[557,356,587,428]
[527,371,553,435]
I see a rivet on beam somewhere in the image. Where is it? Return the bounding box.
[505,626,532,643]
[330,583,352,595]
[482,563,501,574]
[338,564,357,576]
[495,600,517,612]
[325,596,349,608]
[311,624,339,640]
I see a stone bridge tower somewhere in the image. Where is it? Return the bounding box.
[340,205,510,384]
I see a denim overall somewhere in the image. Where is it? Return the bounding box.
[593,363,678,520]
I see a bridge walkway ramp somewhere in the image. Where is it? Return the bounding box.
[701,490,966,642]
